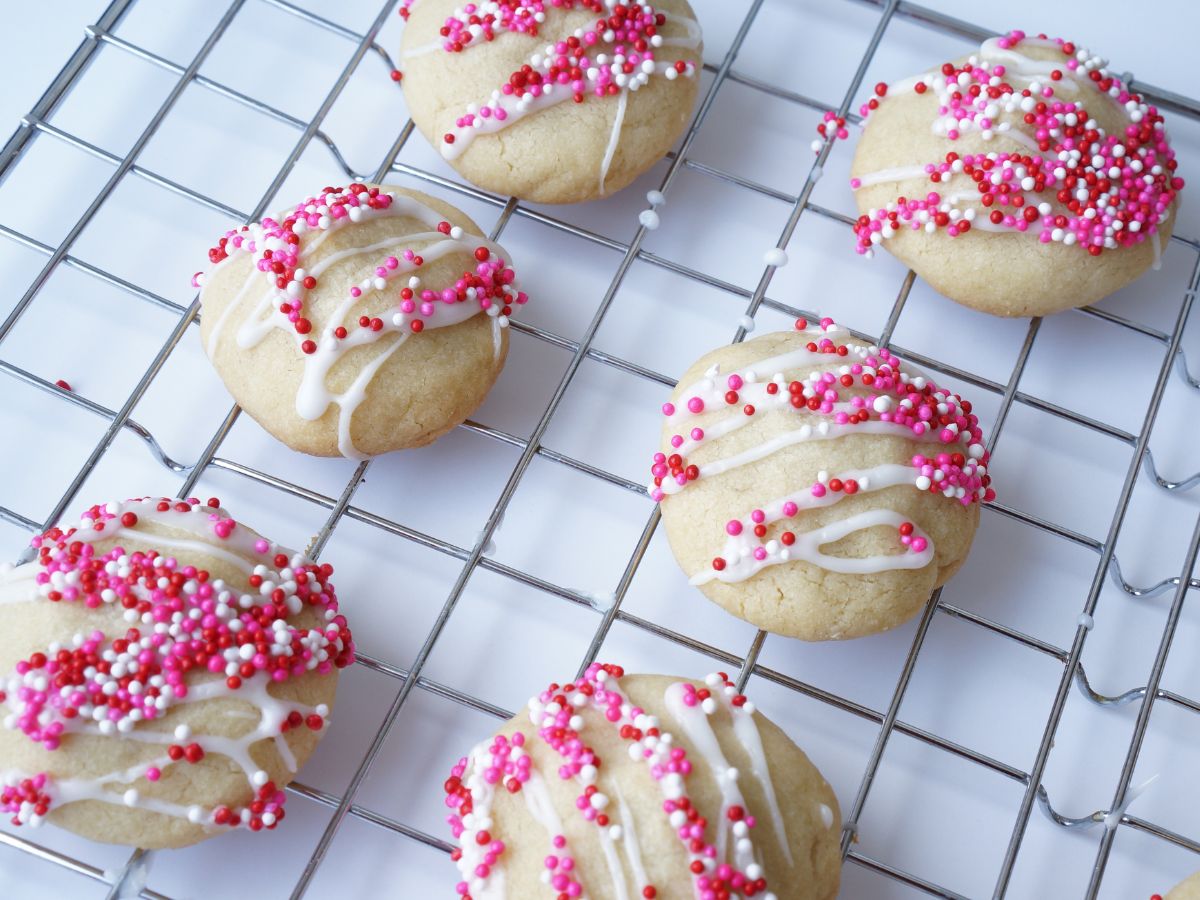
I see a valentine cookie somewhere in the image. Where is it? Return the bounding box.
[398,0,702,203]
[648,319,993,641]
[443,663,840,899]
[0,496,355,848]
[845,29,1183,317]
[197,183,526,459]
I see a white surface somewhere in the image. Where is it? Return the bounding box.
[1,1,1199,898]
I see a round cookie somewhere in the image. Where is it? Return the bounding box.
[648,318,992,641]
[847,29,1183,317]
[197,183,526,459]
[443,663,841,899]
[1165,871,1200,900]
[398,0,702,203]
[0,496,355,848]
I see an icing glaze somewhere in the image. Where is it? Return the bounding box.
[443,664,806,899]
[196,184,527,459]
[399,0,701,196]
[613,783,650,890]
[649,318,993,584]
[0,497,354,835]
[716,679,791,866]
[828,30,1183,258]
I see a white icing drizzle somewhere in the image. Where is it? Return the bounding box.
[662,682,758,874]
[0,563,38,604]
[0,675,314,831]
[490,314,504,363]
[112,526,254,574]
[522,765,565,835]
[202,189,521,459]
[599,89,629,196]
[596,825,631,900]
[0,758,197,824]
[613,783,651,892]
[330,332,409,459]
[204,268,260,358]
[715,685,792,866]
[68,676,314,782]
[694,464,935,586]
[680,418,938,487]
[454,741,507,900]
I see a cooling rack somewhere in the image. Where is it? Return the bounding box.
[1,0,1198,897]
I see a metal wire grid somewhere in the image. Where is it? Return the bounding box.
[0,0,1196,897]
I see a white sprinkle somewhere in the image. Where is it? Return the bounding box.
[645,190,665,207]
[763,247,788,267]
[638,209,660,230]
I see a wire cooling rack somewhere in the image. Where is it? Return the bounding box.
[1,0,1198,897]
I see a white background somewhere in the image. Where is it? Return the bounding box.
[1,0,1199,897]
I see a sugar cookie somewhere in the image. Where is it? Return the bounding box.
[443,663,840,899]
[846,30,1182,317]
[0,496,354,848]
[649,319,992,641]
[398,0,702,203]
[197,183,525,459]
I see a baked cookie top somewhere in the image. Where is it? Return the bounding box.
[844,29,1183,260]
[444,663,841,900]
[0,497,354,843]
[196,183,526,458]
[649,318,993,588]
[398,0,702,202]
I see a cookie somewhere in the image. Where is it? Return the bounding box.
[443,663,841,899]
[845,29,1183,317]
[0,496,355,848]
[648,318,992,641]
[1166,871,1200,900]
[398,0,702,204]
[196,183,526,459]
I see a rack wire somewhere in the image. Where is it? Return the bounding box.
[0,0,1198,897]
